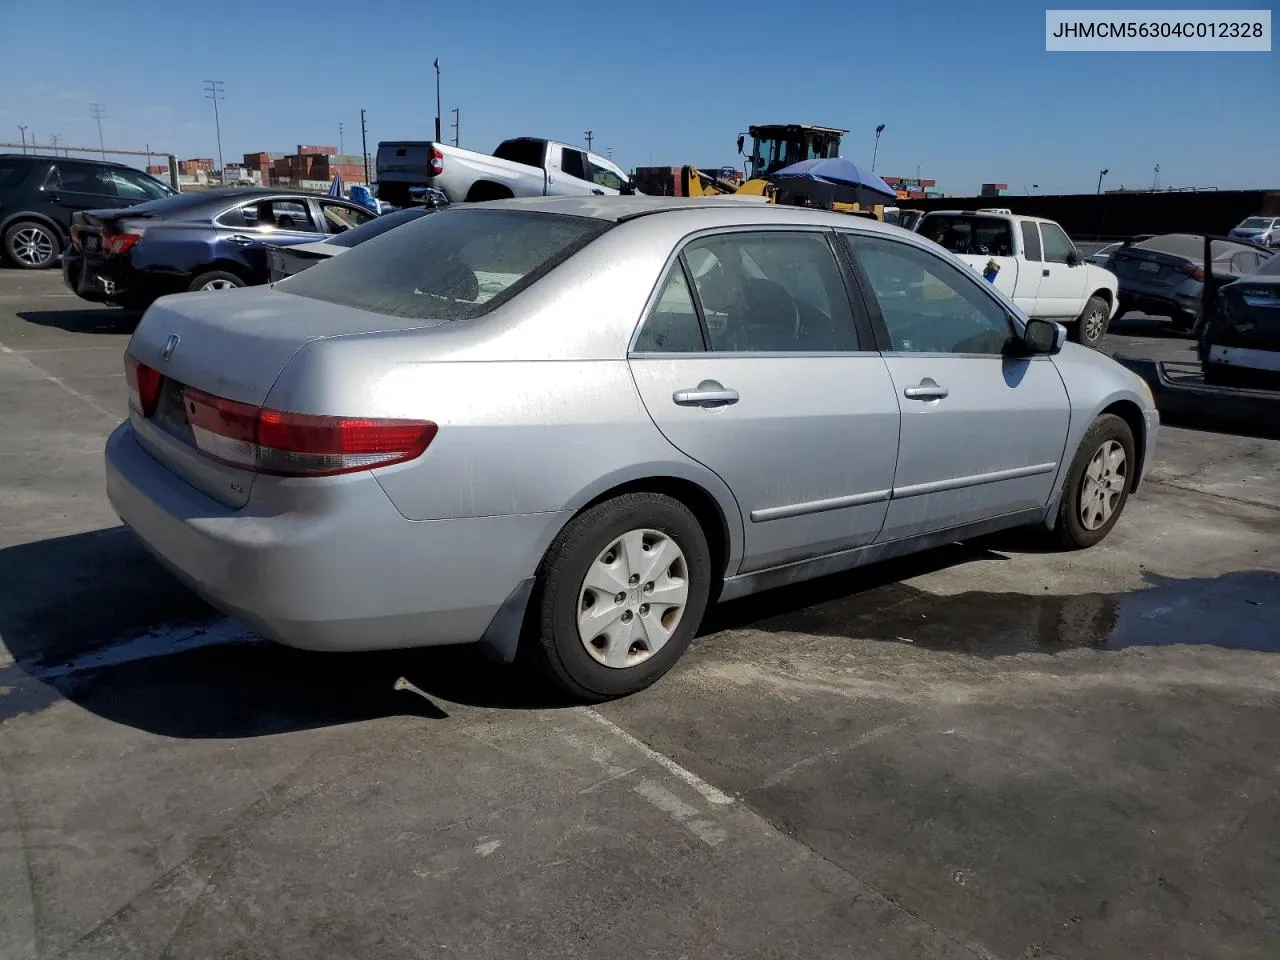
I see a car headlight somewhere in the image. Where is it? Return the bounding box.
[1135,375,1155,408]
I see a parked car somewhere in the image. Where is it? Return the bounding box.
[62,187,378,309]
[266,205,436,281]
[1228,216,1279,248]
[0,153,175,269]
[1198,250,1280,387]
[1109,233,1275,332]
[105,197,1158,700]
[1084,236,1155,271]
[915,210,1119,347]
[375,136,634,206]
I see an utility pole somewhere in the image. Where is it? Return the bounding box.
[51,133,61,156]
[339,121,344,154]
[607,147,613,160]
[203,80,225,175]
[871,123,885,172]
[17,125,28,154]
[1152,163,1160,191]
[450,107,459,147]
[90,103,106,159]
[584,130,593,151]
[1096,168,1109,194]
[433,59,442,141]
[360,108,370,184]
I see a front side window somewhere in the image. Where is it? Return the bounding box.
[633,268,704,353]
[1039,222,1077,263]
[681,231,859,352]
[278,208,609,321]
[848,235,1015,355]
[105,169,172,201]
[587,160,623,191]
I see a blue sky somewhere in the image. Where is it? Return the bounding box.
[1,0,1276,195]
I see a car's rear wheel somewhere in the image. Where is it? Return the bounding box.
[3,220,62,269]
[1055,414,1136,549]
[1071,295,1111,348]
[526,492,712,701]
[188,271,245,292]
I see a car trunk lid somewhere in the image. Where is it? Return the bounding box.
[126,285,450,508]
[1111,246,1191,291]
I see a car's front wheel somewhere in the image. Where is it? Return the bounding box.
[1055,414,1137,549]
[526,492,713,701]
[3,220,62,269]
[1072,295,1111,348]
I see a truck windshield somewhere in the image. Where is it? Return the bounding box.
[493,139,546,169]
[278,208,609,321]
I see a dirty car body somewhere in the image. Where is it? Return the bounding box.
[104,197,1159,698]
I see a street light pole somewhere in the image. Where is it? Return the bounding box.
[1096,168,1109,194]
[584,130,593,151]
[433,59,442,142]
[871,123,885,172]
[360,108,370,184]
[17,125,27,154]
[339,121,344,154]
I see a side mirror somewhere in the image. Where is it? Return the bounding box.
[621,178,636,196]
[736,135,745,155]
[1024,318,1064,354]
[1065,249,1081,267]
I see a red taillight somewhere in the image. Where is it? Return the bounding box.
[124,354,162,417]
[428,147,444,177]
[70,225,81,247]
[103,232,141,255]
[1177,263,1205,281]
[183,387,437,477]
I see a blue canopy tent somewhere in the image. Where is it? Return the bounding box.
[771,157,897,209]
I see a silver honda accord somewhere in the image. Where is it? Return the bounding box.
[105,196,1159,700]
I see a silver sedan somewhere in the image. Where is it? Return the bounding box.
[105,196,1160,700]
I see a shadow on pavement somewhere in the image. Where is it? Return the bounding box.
[18,307,140,334]
[3,526,1278,739]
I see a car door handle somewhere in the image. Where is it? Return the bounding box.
[903,380,948,401]
[591,188,604,195]
[673,381,739,407]
[1042,269,1051,276]
[228,234,257,245]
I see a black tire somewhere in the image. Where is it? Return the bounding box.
[188,270,245,293]
[524,492,713,701]
[3,220,62,269]
[1054,414,1137,550]
[1070,295,1111,348]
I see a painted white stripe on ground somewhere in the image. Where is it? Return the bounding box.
[25,618,258,681]
[583,708,735,805]
[0,339,122,421]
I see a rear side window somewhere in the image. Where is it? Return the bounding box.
[1020,222,1042,261]
[0,160,32,189]
[278,208,609,321]
[493,139,546,169]
[559,149,588,180]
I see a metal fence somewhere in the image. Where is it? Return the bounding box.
[0,143,180,190]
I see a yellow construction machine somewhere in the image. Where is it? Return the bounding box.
[679,123,885,220]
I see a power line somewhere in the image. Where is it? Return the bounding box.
[90,103,106,160]
[203,80,225,174]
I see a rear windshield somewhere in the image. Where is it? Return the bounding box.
[918,214,1015,257]
[327,207,430,248]
[277,208,609,321]
[1258,253,1280,276]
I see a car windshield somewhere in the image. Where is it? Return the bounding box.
[326,207,429,248]
[1239,218,1272,229]
[277,208,610,321]
[1257,252,1280,276]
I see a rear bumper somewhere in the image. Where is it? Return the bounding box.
[1118,291,1195,320]
[104,421,567,652]
[62,253,184,304]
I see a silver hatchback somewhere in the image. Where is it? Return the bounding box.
[105,197,1159,700]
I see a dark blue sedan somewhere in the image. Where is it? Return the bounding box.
[61,187,378,309]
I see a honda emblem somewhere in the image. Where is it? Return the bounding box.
[161,335,180,361]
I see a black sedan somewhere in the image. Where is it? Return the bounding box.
[1198,251,1280,387]
[61,188,377,309]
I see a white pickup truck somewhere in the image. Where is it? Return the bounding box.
[915,210,1119,348]
[375,137,633,207]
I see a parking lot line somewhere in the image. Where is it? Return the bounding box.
[582,707,735,805]
[0,340,121,423]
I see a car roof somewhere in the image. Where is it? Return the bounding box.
[462,194,906,232]
[1133,234,1260,259]
[0,152,147,172]
[921,209,1055,224]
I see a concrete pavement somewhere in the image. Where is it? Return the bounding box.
[1,268,1277,960]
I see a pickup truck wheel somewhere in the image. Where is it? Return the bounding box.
[1072,296,1110,348]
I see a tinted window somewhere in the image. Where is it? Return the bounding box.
[1021,222,1043,261]
[560,149,587,180]
[850,235,1014,355]
[217,202,258,228]
[319,201,376,234]
[493,139,546,169]
[1039,222,1076,263]
[327,207,429,248]
[0,160,33,189]
[268,200,312,231]
[278,208,609,321]
[587,160,623,191]
[683,231,859,352]
[104,169,172,201]
[50,162,112,196]
[1257,253,1280,276]
[919,214,1014,257]
[634,267,704,353]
